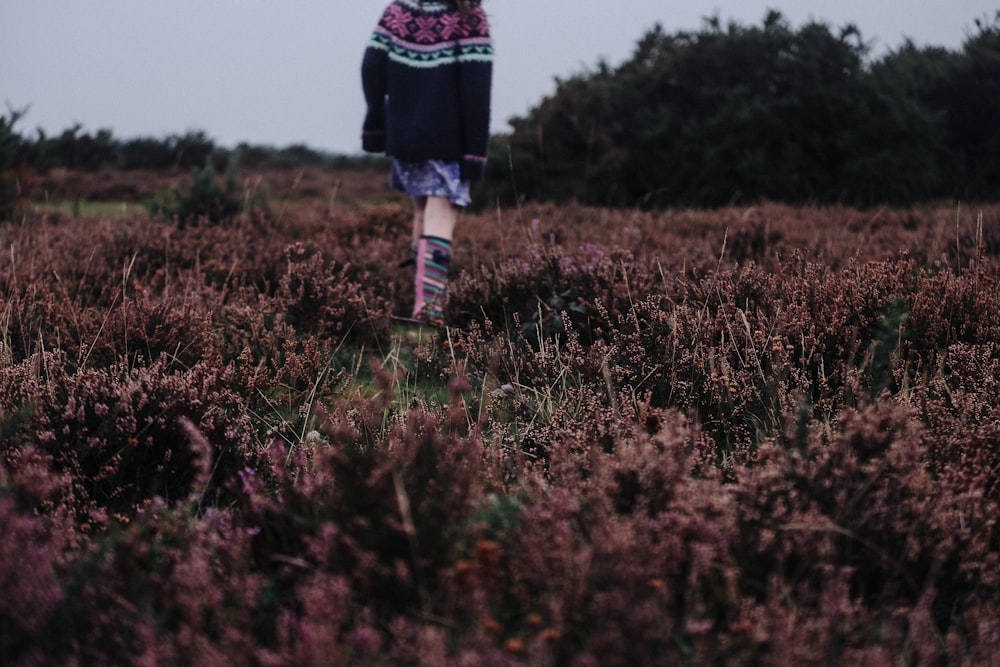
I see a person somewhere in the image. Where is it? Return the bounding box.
[361,0,493,325]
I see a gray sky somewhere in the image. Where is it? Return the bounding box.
[2,1,996,154]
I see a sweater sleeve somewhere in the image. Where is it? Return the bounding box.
[457,14,493,181]
[361,43,388,153]
[458,60,492,181]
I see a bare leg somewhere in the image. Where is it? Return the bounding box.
[422,195,459,241]
[411,196,427,248]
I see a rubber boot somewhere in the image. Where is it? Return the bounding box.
[412,235,452,323]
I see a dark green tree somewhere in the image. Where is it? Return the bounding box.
[120,136,181,169]
[495,11,999,208]
[172,130,217,170]
[861,42,958,202]
[947,12,1000,200]
[36,124,119,171]
[503,12,889,207]
[1,108,28,220]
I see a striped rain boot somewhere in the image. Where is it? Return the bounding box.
[412,235,452,324]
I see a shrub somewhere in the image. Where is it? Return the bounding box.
[0,354,255,524]
[148,158,241,225]
[275,242,391,346]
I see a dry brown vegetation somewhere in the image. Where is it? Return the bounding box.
[1,168,999,665]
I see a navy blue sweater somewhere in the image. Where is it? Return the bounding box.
[361,0,493,181]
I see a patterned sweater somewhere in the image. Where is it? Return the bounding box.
[361,0,493,181]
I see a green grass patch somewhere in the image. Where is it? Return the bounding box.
[30,199,139,219]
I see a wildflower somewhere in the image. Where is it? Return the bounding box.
[541,629,560,642]
[504,638,524,654]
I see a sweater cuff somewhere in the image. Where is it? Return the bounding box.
[460,155,487,182]
[362,131,386,153]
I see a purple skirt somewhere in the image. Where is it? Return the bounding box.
[390,159,471,207]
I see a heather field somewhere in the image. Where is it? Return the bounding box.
[2,167,1000,665]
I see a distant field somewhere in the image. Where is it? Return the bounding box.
[29,199,137,219]
[16,167,405,224]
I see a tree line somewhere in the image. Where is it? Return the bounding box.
[0,118,386,173]
[4,10,999,215]
[484,10,1000,209]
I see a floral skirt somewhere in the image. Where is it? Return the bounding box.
[390,159,471,207]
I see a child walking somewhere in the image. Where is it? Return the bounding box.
[361,0,493,325]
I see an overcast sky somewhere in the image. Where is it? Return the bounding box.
[2,1,996,154]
